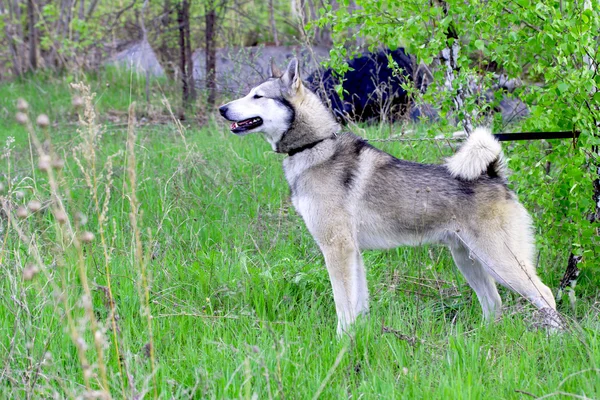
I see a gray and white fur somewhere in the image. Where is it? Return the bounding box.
[219,58,560,335]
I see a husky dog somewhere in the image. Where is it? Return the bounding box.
[219,58,559,335]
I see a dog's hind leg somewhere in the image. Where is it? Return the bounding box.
[460,217,560,327]
[320,239,369,336]
[449,242,502,320]
[478,243,556,311]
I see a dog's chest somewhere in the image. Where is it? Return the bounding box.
[283,157,307,191]
[285,167,315,222]
[283,157,329,233]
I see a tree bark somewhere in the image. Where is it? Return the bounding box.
[158,0,175,78]
[268,0,279,46]
[177,1,189,105]
[439,1,473,135]
[13,0,25,72]
[86,0,99,20]
[76,0,84,42]
[140,0,150,104]
[557,254,582,310]
[1,0,22,77]
[205,0,217,108]
[178,0,195,106]
[27,0,37,71]
[184,0,196,102]
[78,0,84,20]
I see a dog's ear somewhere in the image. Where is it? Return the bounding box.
[268,58,282,78]
[281,57,301,94]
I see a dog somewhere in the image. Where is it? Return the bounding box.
[219,58,560,335]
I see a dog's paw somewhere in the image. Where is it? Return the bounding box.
[530,307,567,333]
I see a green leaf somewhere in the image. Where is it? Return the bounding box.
[557,82,569,94]
[474,39,485,50]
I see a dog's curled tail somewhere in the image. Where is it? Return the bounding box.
[446,127,506,181]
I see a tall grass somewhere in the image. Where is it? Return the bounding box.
[0,72,599,399]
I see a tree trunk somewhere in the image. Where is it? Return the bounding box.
[205,0,216,108]
[5,25,22,77]
[78,0,84,20]
[177,0,195,107]
[439,1,473,135]
[557,254,582,310]
[177,2,189,106]
[141,0,150,104]
[76,0,84,42]
[346,0,360,48]
[86,0,99,20]
[13,0,25,73]
[184,0,195,102]
[27,0,37,71]
[1,0,22,77]
[159,0,175,78]
[268,0,279,46]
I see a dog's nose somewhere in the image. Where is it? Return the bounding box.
[218,105,228,117]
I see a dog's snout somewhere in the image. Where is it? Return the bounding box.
[218,105,228,118]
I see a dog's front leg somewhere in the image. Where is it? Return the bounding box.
[320,241,369,336]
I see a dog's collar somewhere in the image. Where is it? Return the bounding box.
[286,134,337,157]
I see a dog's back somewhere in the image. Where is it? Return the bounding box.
[285,129,510,250]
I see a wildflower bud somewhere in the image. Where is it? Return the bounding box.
[15,190,24,200]
[81,294,92,308]
[28,200,42,212]
[72,96,84,109]
[54,209,67,225]
[38,155,51,172]
[17,98,29,111]
[16,206,28,219]
[36,114,50,128]
[16,112,28,125]
[75,211,88,226]
[77,338,88,352]
[52,158,65,170]
[23,264,40,280]
[80,231,95,243]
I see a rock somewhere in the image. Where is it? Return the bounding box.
[107,40,165,76]
[192,45,330,97]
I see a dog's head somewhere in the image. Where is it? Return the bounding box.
[218,58,304,149]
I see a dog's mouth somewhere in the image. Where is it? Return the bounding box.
[230,117,263,133]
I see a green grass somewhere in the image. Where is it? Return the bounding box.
[0,72,599,399]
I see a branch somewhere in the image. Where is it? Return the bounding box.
[502,7,541,32]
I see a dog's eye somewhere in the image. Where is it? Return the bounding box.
[253,95,263,99]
